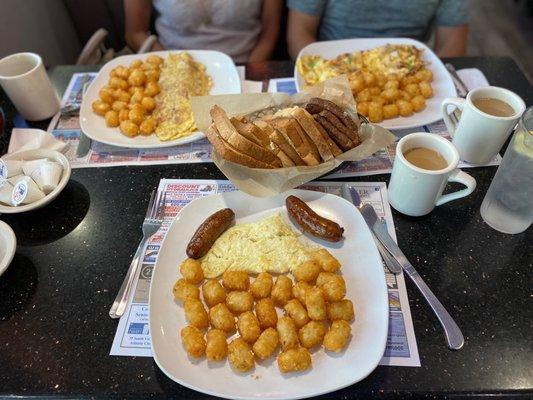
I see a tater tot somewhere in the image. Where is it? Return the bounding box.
[184,298,208,328]
[144,81,160,97]
[349,76,365,93]
[381,88,400,102]
[363,72,377,87]
[180,258,204,284]
[316,273,346,302]
[146,54,164,65]
[271,275,293,306]
[305,287,327,321]
[401,75,418,88]
[292,260,320,283]
[92,100,110,116]
[172,278,199,301]
[237,311,261,343]
[118,108,129,123]
[399,90,412,101]
[114,65,130,79]
[284,299,309,328]
[128,108,144,125]
[415,68,433,82]
[383,103,400,119]
[228,337,255,372]
[145,69,160,83]
[411,94,426,112]
[222,270,249,291]
[324,320,351,352]
[327,299,355,321]
[130,89,144,104]
[298,320,326,349]
[139,117,157,136]
[128,69,146,86]
[99,87,114,103]
[111,100,128,112]
[404,83,420,96]
[250,272,273,299]
[252,327,279,359]
[357,102,369,117]
[119,120,139,137]
[419,81,433,98]
[104,110,119,127]
[276,316,299,351]
[369,87,381,96]
[368,101,384,123]
[109,77,128,90]
[141,96,156,112]
[130,59,142,68]
[375,72,388,87]
[396,100,414,117]
[202,279,226,307]
[384,80,400,90]
[255,298,278,329]
[113,89,130,103]
[312,249,340,273]
[277,347,312,373]
[209,303,235,332]
[206,329,227,361]
[181,326,206,358]
[226,291,254,314]
[356,88,372,102]
[292,281,311,305]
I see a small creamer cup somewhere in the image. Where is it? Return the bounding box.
[0,180,14,205]
[11,176,45,206]
[30,161,62,194]
[22,158,48,176]
[0,158,24,178]
[7,174,25,185]
[388,132,477,217]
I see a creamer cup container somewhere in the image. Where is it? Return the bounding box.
[7,174,25,185]
[22,158,48,176]
[30,161,62,194]
[11,176,45,205]
[0,158,24,178]
[0,180,14,205]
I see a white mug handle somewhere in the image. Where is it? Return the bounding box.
[436,169,477,206]
[441,97,467,138]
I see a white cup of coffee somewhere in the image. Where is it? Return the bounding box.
[0,52,60,121]
[388,132,477,217]
[441,86,526,165]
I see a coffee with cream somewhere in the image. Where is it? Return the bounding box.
[403,147,448,170]
[473,97,515,117]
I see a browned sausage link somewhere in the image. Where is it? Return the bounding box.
[186,208,235,259]
[286,196,344,242]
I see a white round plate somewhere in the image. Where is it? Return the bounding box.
[80,50,241,149]
[294,37,457,130]
[149,189,388,400]
[1,149,71,214]
[0,220,16,276]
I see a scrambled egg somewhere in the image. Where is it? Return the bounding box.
[153,52,212,141]
[298,44,426,86]
[201,214,313,278]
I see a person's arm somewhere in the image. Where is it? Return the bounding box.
[247,0,283,62]
[286,9,321,59]
[434,25,468,57]
[124,0,164,52]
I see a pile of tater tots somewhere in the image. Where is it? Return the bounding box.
[173,248,354,374]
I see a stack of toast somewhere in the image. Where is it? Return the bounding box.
[206,98,362,169]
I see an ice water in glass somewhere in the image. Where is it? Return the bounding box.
[480,106,533,234]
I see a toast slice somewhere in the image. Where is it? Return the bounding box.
[255,120,305,166]
[230,118,271,148]
[291,108,334,162]
[269,142,295,167]
[210,105,281,167]
[269,117,320,166]
[205,124,275,169]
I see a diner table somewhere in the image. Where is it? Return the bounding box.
[0,56,531,399]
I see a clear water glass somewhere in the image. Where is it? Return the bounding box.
[480,106,533,234]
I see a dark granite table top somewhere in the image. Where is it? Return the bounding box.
[0,57,531,399]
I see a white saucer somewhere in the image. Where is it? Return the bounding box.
[0,220,16,276]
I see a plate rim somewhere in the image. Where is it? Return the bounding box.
[149,189,389,400]
[0,220,16,277]
[293,37,457,130]
[79,49,241,149]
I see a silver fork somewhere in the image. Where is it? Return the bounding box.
[109,190,166,319]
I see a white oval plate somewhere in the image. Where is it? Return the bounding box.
[80,50,241,149]
[0,220,16,277]
[294,37,457,130]
[149,189,388,400]
[1,149,71,214]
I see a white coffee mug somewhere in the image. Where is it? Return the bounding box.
[0,52,60,121]
[441,86,526,165]
[388,133,477,217]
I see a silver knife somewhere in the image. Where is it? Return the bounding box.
[445,63,469,98]
[360,204,464,350]
[341,185,402,275]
